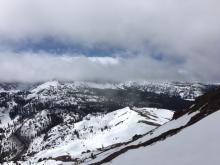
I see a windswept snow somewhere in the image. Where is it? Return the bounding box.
[133,107,174,125]
[22,107,173,164]
[106,110,220,165]
[84,106,202,165]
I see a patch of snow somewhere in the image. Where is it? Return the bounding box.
[0,108,13,128]
[31,80,60,93]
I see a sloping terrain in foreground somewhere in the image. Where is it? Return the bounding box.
[0,81,218,165]
[104,109,220,165]
[1,107,173,164]
[83,86,220,165]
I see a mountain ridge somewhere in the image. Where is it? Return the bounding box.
[0,81,219,164]
[84,86,220,165]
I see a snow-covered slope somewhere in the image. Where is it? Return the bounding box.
[0,81,218,164]
[20,107,173,164]
[80,109,201,165]
[0,80,211,134]
[83,86,220,165]
[105,110,220,165]
[0,108,11,128]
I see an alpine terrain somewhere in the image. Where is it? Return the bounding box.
[0,81,218,165]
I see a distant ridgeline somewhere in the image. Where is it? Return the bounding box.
[0,81,218,163]
[1,81,217,118]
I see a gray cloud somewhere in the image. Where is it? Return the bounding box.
[0,52,216,83]
[0,52,186,82]
[0,0,219,82]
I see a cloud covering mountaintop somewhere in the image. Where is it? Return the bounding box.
[0,0,219,82]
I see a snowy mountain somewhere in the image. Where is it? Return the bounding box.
[0,80,216,100]
[19,107,173,164]
[83,86,220,165]
[104,110,220,165]
[0,106,173,164]
[0,81,218,164]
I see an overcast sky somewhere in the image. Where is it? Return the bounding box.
[0,0,219,82]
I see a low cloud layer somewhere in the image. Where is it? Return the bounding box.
[0,52,218,83]
[0,0,219,82]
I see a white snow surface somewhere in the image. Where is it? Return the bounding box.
[30,80,60,94]
[0,108,11,128]
[106,110,220,165]
[0,105,18,128]
[84,106,202,165]
[23,107,173,164]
